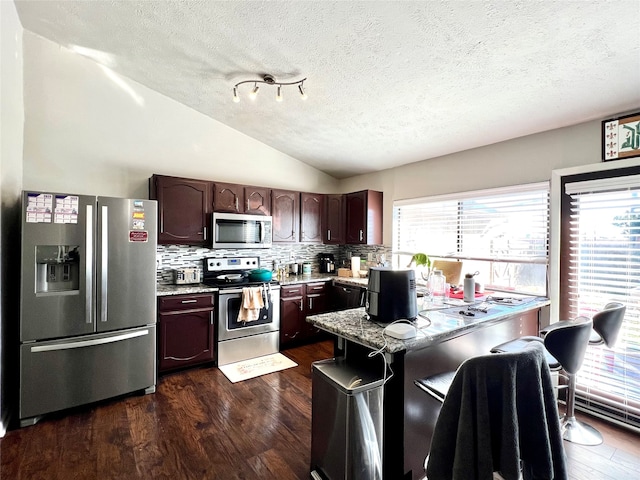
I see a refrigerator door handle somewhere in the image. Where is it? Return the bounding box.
[30,329,150,353]
[85,204,94,324]
[100,205,108,323]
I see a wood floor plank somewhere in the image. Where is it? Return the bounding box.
[92,399,139,480]
[1,340,638,479]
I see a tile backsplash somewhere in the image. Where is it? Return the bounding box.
[157,243,392,284]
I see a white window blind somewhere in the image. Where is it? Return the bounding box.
[565,176,640,427]
[393,183,549,295]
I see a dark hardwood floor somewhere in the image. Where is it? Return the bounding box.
[1,339,639,479]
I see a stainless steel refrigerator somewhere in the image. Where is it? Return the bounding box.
[19,191,158,427]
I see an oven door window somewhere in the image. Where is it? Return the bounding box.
[226,296,274,329]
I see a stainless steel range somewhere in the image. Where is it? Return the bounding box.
[203,256,280,366]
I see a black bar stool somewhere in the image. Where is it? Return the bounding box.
[492,316,600,445]
[589,302,626,348]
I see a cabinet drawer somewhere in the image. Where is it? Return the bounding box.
[305,282,328,294]
[158,294,214,312]
[281,285,305,298]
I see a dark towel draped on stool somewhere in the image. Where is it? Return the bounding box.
[426,342,567,480]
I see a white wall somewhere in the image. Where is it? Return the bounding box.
[1,0,25,436]
[21,32,338,199]
[339,120,630,246]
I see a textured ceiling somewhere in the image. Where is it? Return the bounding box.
[14,0,640,179]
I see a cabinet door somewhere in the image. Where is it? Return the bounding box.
[323,194,345,244]
[280,296,305,347]
[345,190,383,245]
[158,309,215,372]
[300,193,323,243]
[213,182,244,213]
[151,175,211,245]
[245,186,271,215]
[345,191,367,244]
[272,189,300,243]
[305,292,326,338]
[305,282,329,339]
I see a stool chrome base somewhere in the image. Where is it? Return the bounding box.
[560,414,603,445]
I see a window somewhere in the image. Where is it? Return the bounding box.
[562,170,640,428]
[393,183,549,295]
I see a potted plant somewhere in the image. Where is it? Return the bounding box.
[407,253,430,269]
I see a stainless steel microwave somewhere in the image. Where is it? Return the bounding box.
[212,212,273,249]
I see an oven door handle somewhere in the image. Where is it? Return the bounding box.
[219,286,280,296]
[219,288,246,295]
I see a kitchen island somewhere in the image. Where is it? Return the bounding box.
[307,296,550,480]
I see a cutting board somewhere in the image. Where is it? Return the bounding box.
[432,260,463,285]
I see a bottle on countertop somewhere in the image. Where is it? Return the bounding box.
[463,272,476,302]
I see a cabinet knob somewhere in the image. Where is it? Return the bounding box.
[359,229,363,241]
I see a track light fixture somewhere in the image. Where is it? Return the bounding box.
[233,74,307,103]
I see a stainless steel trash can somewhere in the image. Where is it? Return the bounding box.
[310,358,384,480]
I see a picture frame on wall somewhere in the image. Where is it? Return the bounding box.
[602,111,640,161]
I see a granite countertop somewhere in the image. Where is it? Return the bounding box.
[332,276,369,288]
[157,284,219,296]
[157,273,338,295]
[279,273,369,288]
[279,273,335,285]
[306,296,550,354]
[155,273,371,295]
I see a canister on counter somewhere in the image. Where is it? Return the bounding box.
[463,271,479,302]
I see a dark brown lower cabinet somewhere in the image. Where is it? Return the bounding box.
[330,283,366,310]
[158,294,215,373]
[280,282,330,348]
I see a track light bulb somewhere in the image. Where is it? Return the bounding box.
[298,83,307,100]
[276,85,283,102]
[232,87,240,103]
[250,84,259,100]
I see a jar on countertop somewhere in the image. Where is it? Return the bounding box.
[431,269,446,304]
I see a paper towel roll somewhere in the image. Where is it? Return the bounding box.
[351,256,361,278]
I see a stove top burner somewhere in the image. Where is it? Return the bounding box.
[215,273,246,283]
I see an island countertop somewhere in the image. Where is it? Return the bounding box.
[306,296,550,354]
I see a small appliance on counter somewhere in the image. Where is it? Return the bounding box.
[318,253,335,273]
[366,267,417,323]
[173,267,201,285]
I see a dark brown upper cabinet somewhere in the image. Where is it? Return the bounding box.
[271,189,299,243]
[245,186,271,215]
[323,194,345,244]
[150,175,211,245]
[213,182,244,213]
[300,192,323,243]
[213,183,270,215]
[345,190,383,245]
